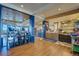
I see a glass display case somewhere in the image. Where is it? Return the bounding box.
[71,34,79,52]
[71,20,79,52]
[1,24,8,47]
[2,24,8,33]
[0,5,34,50]
[7,24,15,48]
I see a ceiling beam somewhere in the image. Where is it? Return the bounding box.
[46,8,79,20]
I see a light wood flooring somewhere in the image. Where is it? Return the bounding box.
[0,37,79,56]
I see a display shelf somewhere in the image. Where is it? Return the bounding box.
[71,35,79,52]
[0,4,35,50]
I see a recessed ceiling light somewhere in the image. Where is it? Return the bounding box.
[21,5,24,8]
[58,8,61,11]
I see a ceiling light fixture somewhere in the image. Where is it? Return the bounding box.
[21,5,24,8]
[58,8,61,11]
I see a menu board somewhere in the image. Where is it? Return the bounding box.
[1,7,14,21]
[15,11,23,22]
[1,7,8,20]
[23,14,29,21]
[15,11,19,22]
[19,12,23,22]
[1,7,29,22]
[7,9,14,20]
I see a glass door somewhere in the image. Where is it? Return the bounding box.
[0,23,8,55]
[1,24,8,47]
[24,26,30,43]
[15,26,21,46]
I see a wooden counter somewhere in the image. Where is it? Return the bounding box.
[46,32,58,42]
[59,34,71,44]
[46,32,71,44]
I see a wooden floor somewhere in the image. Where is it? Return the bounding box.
[0,37,79,56]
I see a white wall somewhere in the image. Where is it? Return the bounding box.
[48,13,79,33]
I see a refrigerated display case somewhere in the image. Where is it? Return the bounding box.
[1,24,8,47]
[7,24,15,48]
[71,34,79,52]
[71,20,79,52]
[0,5,35,51]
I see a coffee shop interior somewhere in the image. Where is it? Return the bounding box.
[1,3,79,56]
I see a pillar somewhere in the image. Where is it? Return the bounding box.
[0,5,3,49]
[29,15,35,43]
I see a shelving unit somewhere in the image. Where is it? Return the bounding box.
[0,4,35,50]
[71,20,79,52]
[71,35,79,52]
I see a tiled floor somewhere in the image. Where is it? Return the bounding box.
[0,37,79,56]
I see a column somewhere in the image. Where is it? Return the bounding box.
[0,5,2,49]
[29,15,35,43]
